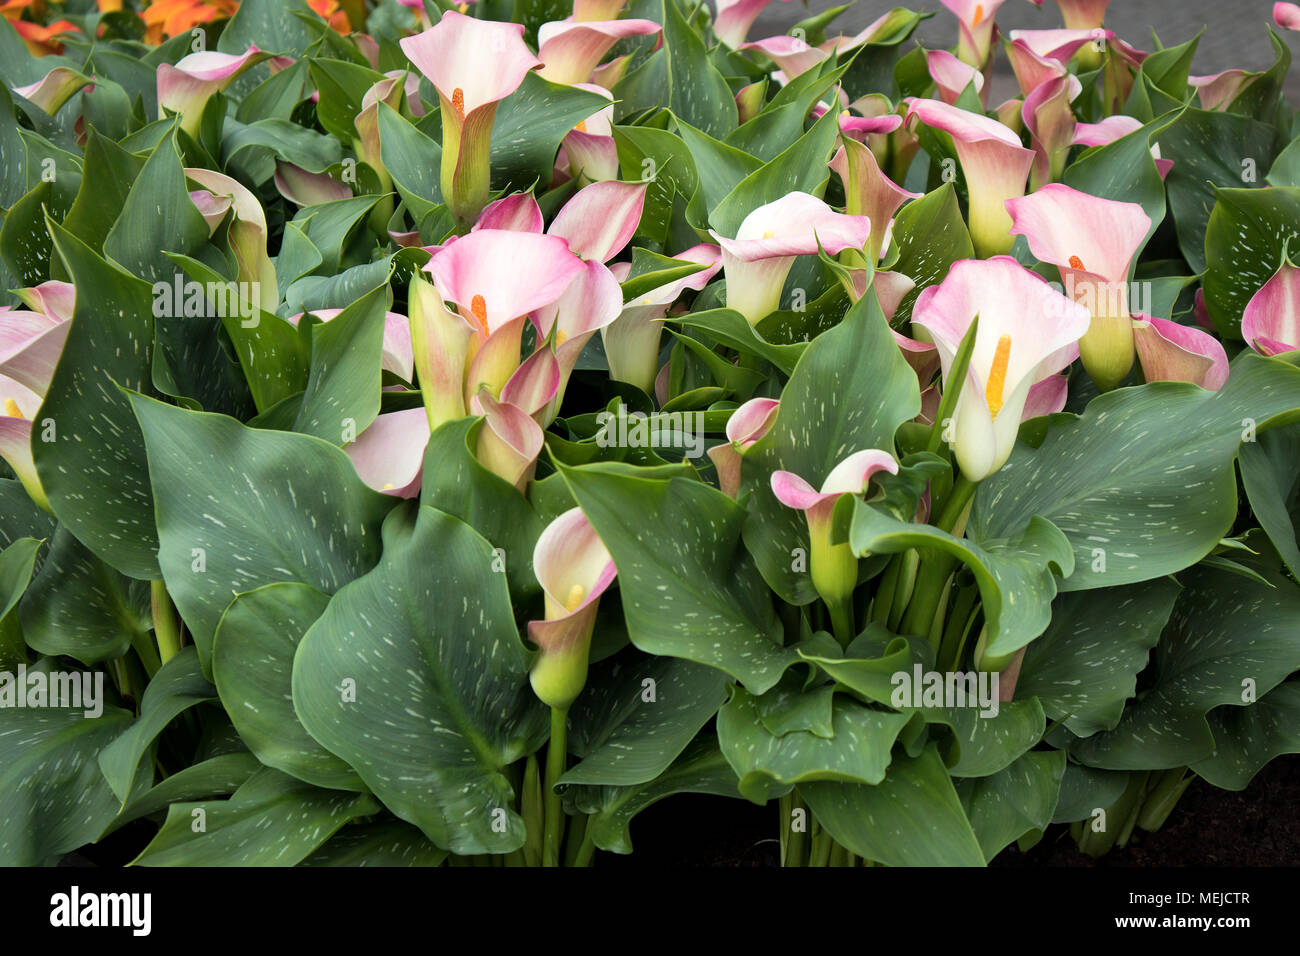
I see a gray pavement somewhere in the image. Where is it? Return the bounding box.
[755,0,1300,102]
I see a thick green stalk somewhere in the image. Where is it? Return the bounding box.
[543,707,568,867]
[522,753,543,866]
[572,823,597,867]
[784,792,808,867]
[150,580,181,665]
[828,596,855,648]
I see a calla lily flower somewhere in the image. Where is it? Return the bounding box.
[185,168,277,312]
[12,67,92,115]
[288,308,415,382]
[0,373,44,510]
[408,273,474,429]
[344,408,431,497]
[14,280,75,323]
[354,72,405,210]
[941,0,1006,68]
[157,45,266,136]
[710,192,871,325]
[574,0,628,20]
[904,98,1034,258]
[495,347,562,424]
[926,50,985,104]
[400,12,542,223]
[740,36,830,81]
[274,163,352,207]
[1029,0,1110,29]
[912,256,1090,482]
[537,18,661,86]
[560,84,618,184]
[736,80,767,124]
[1005,29,1108,95]
[1277,2,1300,30]
[1132,315,1229,390]
[474,388,546,492]
[1190,71,1257,111]
[713,0,796,48]
[534,260,623,422]
[830,138,921,263]
[424,229,585,405]
[528,507,617,710]
[548,180,646,263]
[1069,113,1140,146]
[604,244,722,393]
[1242,255,1300,356]
[708,397,780,498]
[1024,374,1069,419]
[474,191,545,233]
[772,449,899,636]
[1006,183,1151,390]
[1022,72,1080,189]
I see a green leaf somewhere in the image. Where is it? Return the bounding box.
[377,102,442,221]
[1017,579,1180,737]
[301,820,449,866]
[573,735,742,854]
[1071,562,1300,770]
[955,750,1066,863]
[659,0,737,138]
[887,182,972,326]
[293,284,388,443]
[220,0,318,57]
[99,648,216,803]
[670,308,807,374]
[1203,186,1300,339]
[0,479,54,549]
[0,697,136,865]
[561,650,727,787]
[718,684,911,803]
[971,352,1300,592]
[1063,110,1179,244]
[1051,761,1130,823]
[212,582,363,791]
[739,293,921,605]
[36,221,160,579]
[710,106,840,236]
[1193,681,1300,790]
[1238,422,1300,579]
[292,505,547,855]
[126,393,393,669]
[800,744,985,867]
[490,73,609,190]
[19,527,151,666]
[559,461,793,693]
[131,768,377,866]
[109,753,262,832]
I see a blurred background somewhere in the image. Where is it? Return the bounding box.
[754,0,1300,101]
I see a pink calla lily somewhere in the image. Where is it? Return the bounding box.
[708,397,780,497]
[1006,182,1151,390]
[1132,315,1229,390]
[474,388,545,492]
[904,98,1035,257]
[1069,113,1141,146]
[1242,255,1300,356]
[926,50,985,104]
[713,0,796,48]
[830,138,921,263]
[400,12,542,223]
[560,84,618,184]
[740,36,830,80]
[274,163,352,207]
[710,192,871,325]
[1030,0,1111,29]
[527,506,617,709]
[496,346,562,422]
[574,0,629,20]
[474,191,545,233]
[1277,2,1300,29]
[13,280,75,324]
[1190,71,1257,112]
[537,18,661,85]
[157,45,267,136]
[772,449,899,635]
[912,256,1090,481]
[1023,374,1069,419]
[1022,71,1081,188]
[941,0,1006,67]
[533,259,624,421]
[604,244,722,393]
[13,67,92,115]
[547,180,647,263]
[344,408,431,498]
[185,168,277,312]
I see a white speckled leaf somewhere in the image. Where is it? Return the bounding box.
[740,292,922,605]
[955,750,1066,863]
[291,505,548,855]
[1070,561,1300,770]
[559,461,794,694]
[972,352,1300,592]
[1017,579,1181,737]
[126,392,394,672]
[1193,681,1300,790]
[561,650,727,787]
[212,582,362,791]
[301,820,449,867]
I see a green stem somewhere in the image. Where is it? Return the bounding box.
[522,753,543,867]
[809,825,832,867]
[572,821,597,867]
[563,813,589,867]
[828,596,854,648]
[543,707,568,867]
[828,841,850,867]
[935,475,978,534]
[784,792,807,867]
[871,555,901,625]
[151,580,182,665]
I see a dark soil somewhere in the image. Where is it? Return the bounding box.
[599,756,1300,867]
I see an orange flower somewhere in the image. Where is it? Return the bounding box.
[9,18,82,56]
[306,0,353,33]
[141,0,237,44]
